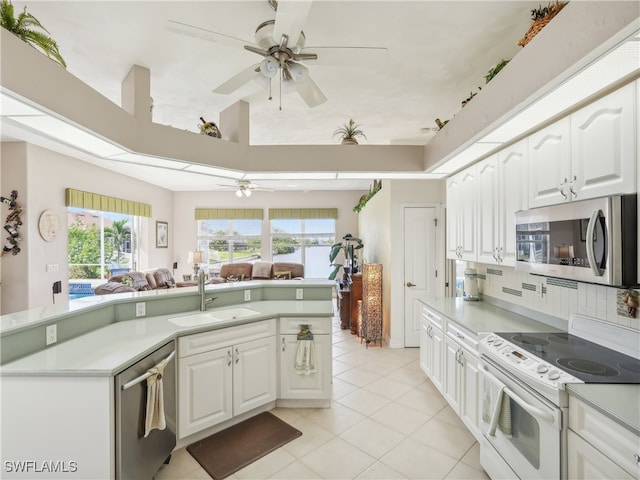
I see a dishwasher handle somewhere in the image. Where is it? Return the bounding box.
[121,350,176,391]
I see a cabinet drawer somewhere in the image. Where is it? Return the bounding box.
[179,319,276,358]
[446,321,477,352]
[420,304,443,330]
[569,395,640,478]
[279,317,332,335]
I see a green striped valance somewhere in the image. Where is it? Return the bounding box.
[65,188,152,217]
[269,208,338,220]
[195,208,264,220]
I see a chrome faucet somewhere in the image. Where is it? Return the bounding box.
[198,269,215,311]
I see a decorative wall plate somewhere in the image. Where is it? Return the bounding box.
[38,209,59,242]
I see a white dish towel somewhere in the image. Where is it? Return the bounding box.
[294,339,318,375]
[144,357,169,437]
[482,370,512,437]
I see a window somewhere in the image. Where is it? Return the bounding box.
[67,208,140,280]
[270,218,336,278]
[197,218,262,272]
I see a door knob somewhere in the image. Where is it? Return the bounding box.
[406,282,416,287]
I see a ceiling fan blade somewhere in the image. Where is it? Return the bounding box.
[244,45,270,57]
[273,0,312,48]
[303,46,388,67]
[213,64,260,94]
[165,19,251,50]
[296,76,327,108]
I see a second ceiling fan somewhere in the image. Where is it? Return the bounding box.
[167,0,387,108]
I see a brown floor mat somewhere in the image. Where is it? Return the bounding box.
[186,411,302,479]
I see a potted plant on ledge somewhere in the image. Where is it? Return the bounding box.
[333,119,366,145]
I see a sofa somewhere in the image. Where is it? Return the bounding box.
[94,267,193,295]
[209,261,304,283]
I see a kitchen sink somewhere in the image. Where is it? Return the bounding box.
[168,307,262,327]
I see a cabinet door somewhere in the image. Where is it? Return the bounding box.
[178,347,232,438]
[568,430,633,480]
[571,82,636,200]
[280,334,332,399]
[446,175,462,260]
[477,156,499,265]
[498,140,528,266]
[430,322,444,393]
[528,118,571,207]
[233,336,276,415]
[459,167,478,261]
[459,346,480,440]
[443,336,461,412]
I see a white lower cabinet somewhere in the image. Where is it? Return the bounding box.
[443,323,480,440]
[177,320,276,439]
[418,304,444,393]
[568,395,640,479]
[279,317,332,403]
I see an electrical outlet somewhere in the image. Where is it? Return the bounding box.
[136,302,146,317]
[244,290,251,301]
[296,288,304,300]
[46,324,57,345]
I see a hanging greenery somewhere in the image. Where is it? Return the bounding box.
[0,0,66,68]
[485,59,510,84]
[1,190,22,256]
[353,180,382,213]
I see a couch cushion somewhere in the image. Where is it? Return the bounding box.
[94,282,136,295]
[127,271,152,291]
[145,272,158,290]
[153,268,176,288]
[220,263,253,281]
[251,261,273,280]
[273,262,304,279]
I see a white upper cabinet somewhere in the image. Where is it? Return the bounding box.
[477,140,528,266]
[446,166,477,261]
[529,82,636,208]
[528,117,572,208]
[571,82,636,200]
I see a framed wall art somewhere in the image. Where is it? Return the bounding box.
[156,221,168,248]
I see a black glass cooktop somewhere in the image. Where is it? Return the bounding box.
[495,332,640,384]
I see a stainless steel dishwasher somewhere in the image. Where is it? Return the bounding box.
[115,340,176,479]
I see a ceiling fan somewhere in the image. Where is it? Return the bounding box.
[219,180,273,197]
[166,0,387,109]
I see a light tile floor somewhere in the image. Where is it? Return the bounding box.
[155,316,490,480]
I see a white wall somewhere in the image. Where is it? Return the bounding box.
[171,190,365,279]
[359,179,446,347]
[0,142,174,314]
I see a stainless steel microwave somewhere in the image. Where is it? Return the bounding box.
[515,194,637,287]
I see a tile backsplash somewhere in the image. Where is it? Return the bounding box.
[474,263,640,332]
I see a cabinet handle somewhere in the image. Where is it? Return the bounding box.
[570,185,577,198]
[459,350,465,365]
[560,189,567,200]
[456,333,464,340]
[560,177,568,186]
[235,347,239,364]
[498,247,503,262]
[227,349,232,367]
[282,337,286,352]
[634,453,640,465]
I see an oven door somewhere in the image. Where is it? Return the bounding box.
[479,356,563,480]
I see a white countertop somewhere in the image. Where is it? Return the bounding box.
[0,299,334,377]
[421,296,564,334]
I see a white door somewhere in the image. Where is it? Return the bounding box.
[404,207,437,347]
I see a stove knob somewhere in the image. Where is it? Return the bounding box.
[536,364,549,374]
[486,335,496,343]
[493,339,503,347]
[548,370,561,381]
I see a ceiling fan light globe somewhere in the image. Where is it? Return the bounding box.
[254,73,272,90]
[260,56,279,78]
[244,189,252,197]
[235,190,243,197]
[288,62,308,83]
[254,20,275,50]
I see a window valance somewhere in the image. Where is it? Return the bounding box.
[65,188,152,217]
[269,208,338,219]
[195,208,264,220]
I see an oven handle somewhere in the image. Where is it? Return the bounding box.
[585,209,603,277]
[479,363,557,426]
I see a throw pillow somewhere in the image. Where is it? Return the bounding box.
[273,270,292,280]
